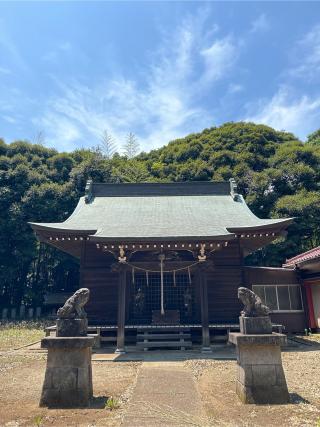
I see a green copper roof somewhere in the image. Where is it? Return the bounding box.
[30,181,293,241]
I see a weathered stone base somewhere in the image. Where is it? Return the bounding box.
[229,333,290,404]
[239,316,272,334]
[56,318,88,337]
[40,337,94,407]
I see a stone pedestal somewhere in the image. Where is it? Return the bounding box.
[229,333,289,404]
[239,316,272,335]
[40,336,94,407]
[56,318,88,337]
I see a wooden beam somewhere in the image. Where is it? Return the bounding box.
[96,241,227,252]
[115,264,127,354]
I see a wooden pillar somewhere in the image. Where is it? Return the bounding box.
[79,240,86,288]
[305,283,317,329]
[198,263,211,352]
[115,264,126,354]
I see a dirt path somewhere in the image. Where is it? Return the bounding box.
[121,361,208,427]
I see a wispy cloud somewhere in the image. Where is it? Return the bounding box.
[289,24,320,81]
[243,23,320,140]
[0,21,28,72]
[34,111,82,151]
[35,11,242,151]
[250,14,270,34]
[2,114,16,124]
[200,37,238,84]
[42,42,72,63]
[244,86,320,140]
[227,83,244,94]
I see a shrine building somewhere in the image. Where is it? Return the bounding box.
[30,179,306,352]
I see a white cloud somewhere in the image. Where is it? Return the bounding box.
[243,24,320,140]
[200,37,237,83]
[34,111,82,151]
[250,14,270,34]
[289,24,320,80]
[35,12,242,151]
[244,86,320,140]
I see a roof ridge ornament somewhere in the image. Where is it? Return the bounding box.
[229,178,240,201]
[85,180,93,204]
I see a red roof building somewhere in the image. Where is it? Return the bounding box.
[284,246,320,268]
[284,247,320,330]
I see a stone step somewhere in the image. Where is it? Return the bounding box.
[137,333,191,340]
[136,327,191,332]
[136,340,192,348]
[100,336,117,342]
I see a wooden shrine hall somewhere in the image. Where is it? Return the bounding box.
[30,180,306,352]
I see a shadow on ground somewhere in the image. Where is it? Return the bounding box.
[89,395,109,409]
[290,393,310,404]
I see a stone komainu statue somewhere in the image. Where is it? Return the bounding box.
[57,288,90,319]
[238,286,270,317]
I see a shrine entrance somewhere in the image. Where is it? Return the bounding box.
[129,272,195,325]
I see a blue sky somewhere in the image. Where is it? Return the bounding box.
[1,1,320,152]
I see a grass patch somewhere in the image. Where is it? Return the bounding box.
[32,414,44,427]
[0,321,49,351]
[105,396,120,411]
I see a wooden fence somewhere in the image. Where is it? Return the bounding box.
[1,306,57,321]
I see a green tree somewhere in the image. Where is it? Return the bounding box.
[98,130,118,159]
[122,132,140,158]
[307,129,320,145]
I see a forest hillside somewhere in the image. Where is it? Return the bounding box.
[1,122,320,306]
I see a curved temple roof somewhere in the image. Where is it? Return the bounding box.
[30,181,293,242]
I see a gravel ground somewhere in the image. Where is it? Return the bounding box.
[0,351,141,427]
[1,326,320,427]
[185,346,320,427]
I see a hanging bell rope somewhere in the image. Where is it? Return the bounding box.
[146,270,149,287]
[188,266,192,286]
[173,269,176,287]
[132,267,135,285]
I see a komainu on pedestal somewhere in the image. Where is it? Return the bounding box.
[39,288,94,408]
[56,288,90,337]
[229,286,290,404]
